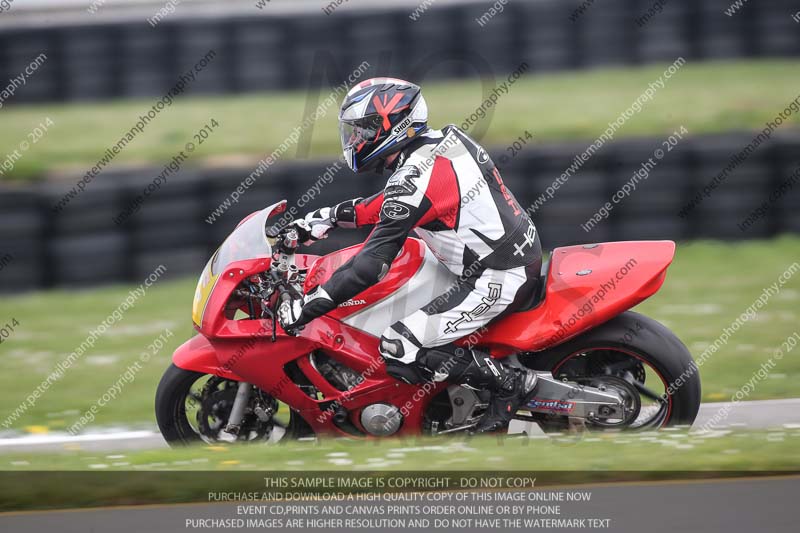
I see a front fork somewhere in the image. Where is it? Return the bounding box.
[224,381,252,435]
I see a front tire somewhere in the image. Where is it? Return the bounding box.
[155,363,313,446]
[155,364,205,445]
[521,311,701,427]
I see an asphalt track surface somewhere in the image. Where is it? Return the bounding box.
[1,398,798,453]
[1,475,797,532]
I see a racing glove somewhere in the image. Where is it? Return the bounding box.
[277,285,336,333]
[295,198,364,245]
[300,207,336,244]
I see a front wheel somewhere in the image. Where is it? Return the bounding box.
[155,363,313,446]
[521,311,701,430]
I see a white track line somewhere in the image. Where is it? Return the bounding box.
[2,399,799,453]
[0,430,156,447]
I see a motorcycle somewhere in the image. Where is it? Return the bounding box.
[155,200,701,444]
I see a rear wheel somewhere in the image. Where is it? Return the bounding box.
[520,311,701,430]
[155,364,314,446]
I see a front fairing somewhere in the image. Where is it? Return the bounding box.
[192,201,286,328]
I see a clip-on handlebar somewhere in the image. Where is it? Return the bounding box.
[265,225,305,337]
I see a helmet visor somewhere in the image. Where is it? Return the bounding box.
[339,115,383,154]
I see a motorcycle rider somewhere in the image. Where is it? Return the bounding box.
[278,78,542,433]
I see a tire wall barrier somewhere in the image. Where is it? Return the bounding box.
[1,131,798,292]
[0,0,798,103]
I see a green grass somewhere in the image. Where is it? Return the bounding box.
[642,236,800,401]
[0,237,798,436]
[1,59,799,180]
[3,429,799,472]
[0,430,798,510]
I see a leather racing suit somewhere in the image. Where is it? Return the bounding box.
[295,125,542,388]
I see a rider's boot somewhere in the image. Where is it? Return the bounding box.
[473,363,538,433]
[385,345,539,433]
[410,346,538,434]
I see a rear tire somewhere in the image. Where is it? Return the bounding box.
[521,311,701,427]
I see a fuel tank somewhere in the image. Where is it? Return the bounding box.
[304,238,457,337]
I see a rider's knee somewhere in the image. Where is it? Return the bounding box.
[380,324,431,384]
[379,334,406,360]
[378,322,420,363]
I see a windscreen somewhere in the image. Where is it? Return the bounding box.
[210,208,273,276]
[192,201,286,327]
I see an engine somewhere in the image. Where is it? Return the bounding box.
[311,352,363,391]
[360,403,403,436]
[311,352,404,436]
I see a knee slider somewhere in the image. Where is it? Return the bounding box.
[379,335,405,359]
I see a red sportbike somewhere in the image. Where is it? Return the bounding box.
[156,200,701,444]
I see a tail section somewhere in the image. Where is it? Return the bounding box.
[479,241,676,354]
